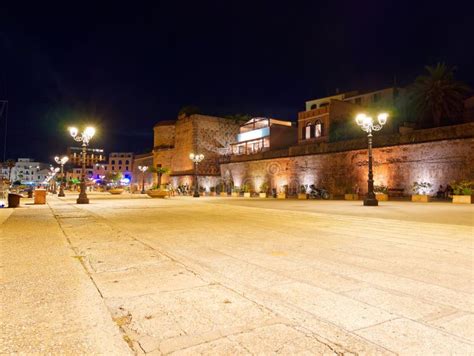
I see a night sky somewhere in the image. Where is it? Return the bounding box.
[1,1,473,162]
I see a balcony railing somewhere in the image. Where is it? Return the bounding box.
[298,106,329,120]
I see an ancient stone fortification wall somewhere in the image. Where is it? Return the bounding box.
[220,137,474,195]
[153,114,241,187]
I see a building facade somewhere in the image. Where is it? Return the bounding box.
[0,158,49,185]
[153,114,241,191]
[231,117,297,155]
[131,152,154,191]
[220,122,474,196]
[67,147,106,167]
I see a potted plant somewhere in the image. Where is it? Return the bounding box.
[277,186,287,199]
[107,172,124,194]
[210,186,216,196]
[146,166,171,198]
[344,184,359,200]
[374,185,388,201]
[411,181,432,202]
[232,186,240,197]
[298,185,308,200]
[242,184,251,198]
[451,180,473,204]
[259,182,269,198]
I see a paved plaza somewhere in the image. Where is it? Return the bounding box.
[1,193,473,354]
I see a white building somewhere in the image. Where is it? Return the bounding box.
[0,158,50,186]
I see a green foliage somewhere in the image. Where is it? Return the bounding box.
[242,183,250,193]
[451,181,473,195]
[178,105,201,117]
[232,186,240,193]
[329,119,366,142]
[411,181,432,195]
[408,63,470,127]
[260,182,269,193]
[224,113,252,124]
[106,172,123,182]
[374,185,388,194]
[69,178,80,185]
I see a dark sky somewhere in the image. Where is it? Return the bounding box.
[1,1,473,162]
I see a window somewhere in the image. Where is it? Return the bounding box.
[305,123,312,139]
[319,102,329,108]
[119,166,122,170]
[111,160,115,165]
[118,160,122,165]
[315,121,322,137]
[126,166,129,171]
[125,160,129,164]
[373,93,380,102]
[310,104,317,110]
[355,97,362,105]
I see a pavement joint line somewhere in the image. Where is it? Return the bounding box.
[49,198,363,354]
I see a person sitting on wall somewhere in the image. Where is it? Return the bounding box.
[436,185,444,199]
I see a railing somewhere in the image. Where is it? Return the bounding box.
[298,106,329,120]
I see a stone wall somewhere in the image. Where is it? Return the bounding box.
[153,114,241,188]
[220,136,474,196]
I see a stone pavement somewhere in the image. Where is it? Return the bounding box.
[1,194,473,354]
[0,202,131,354]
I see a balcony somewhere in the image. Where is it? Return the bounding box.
[298,106,329,120]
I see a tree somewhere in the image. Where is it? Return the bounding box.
[408,63,470,127]
[106,172,123,187]
[178,106,201,117]
[5,160,15,181]
[149,166,170,188]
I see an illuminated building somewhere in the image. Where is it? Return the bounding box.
[230,117,297,155]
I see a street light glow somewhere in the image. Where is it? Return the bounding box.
[355,113,366,126]
[378,113,389,125]
[85,127,96,138]
[69,127,78,137]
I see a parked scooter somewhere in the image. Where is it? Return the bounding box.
[308,184,330,200]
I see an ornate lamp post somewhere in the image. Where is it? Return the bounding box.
[54,155,69,197]
[69,126,95,204]
[138,166,148,194]
[189,153,204,198]
[355,112,388,206]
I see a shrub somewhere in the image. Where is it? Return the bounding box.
[260,182,269,193]
[451,181,473,195]
[411,181,432,195]
[374,185,388,194]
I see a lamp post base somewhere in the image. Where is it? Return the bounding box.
[58,186,65,197]
[77,196,89,204]
[363,197,379,206]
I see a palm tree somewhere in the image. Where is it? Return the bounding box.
[5,160,15,181]
[149,166,170,188]
[409,63,470,127]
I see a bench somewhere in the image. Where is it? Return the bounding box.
[388,188,405,197]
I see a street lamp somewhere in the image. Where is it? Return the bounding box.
[189,153,204,198]
[355,112,388,206]
[69,126,95,204]
[54,155,69,197]
[138,165,148,194]
[48,167,60,194]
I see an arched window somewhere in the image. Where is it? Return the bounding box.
[111,160,115,165]
[305,122,313,139]
[310,104,317,110]
[118,160,122,165]
[125,160,129,164]
[319,102,329,108]
[315,120,323,137]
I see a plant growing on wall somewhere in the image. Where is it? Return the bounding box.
[411,181,432,195]
[451,181,473,195]
[242,183,250,193]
